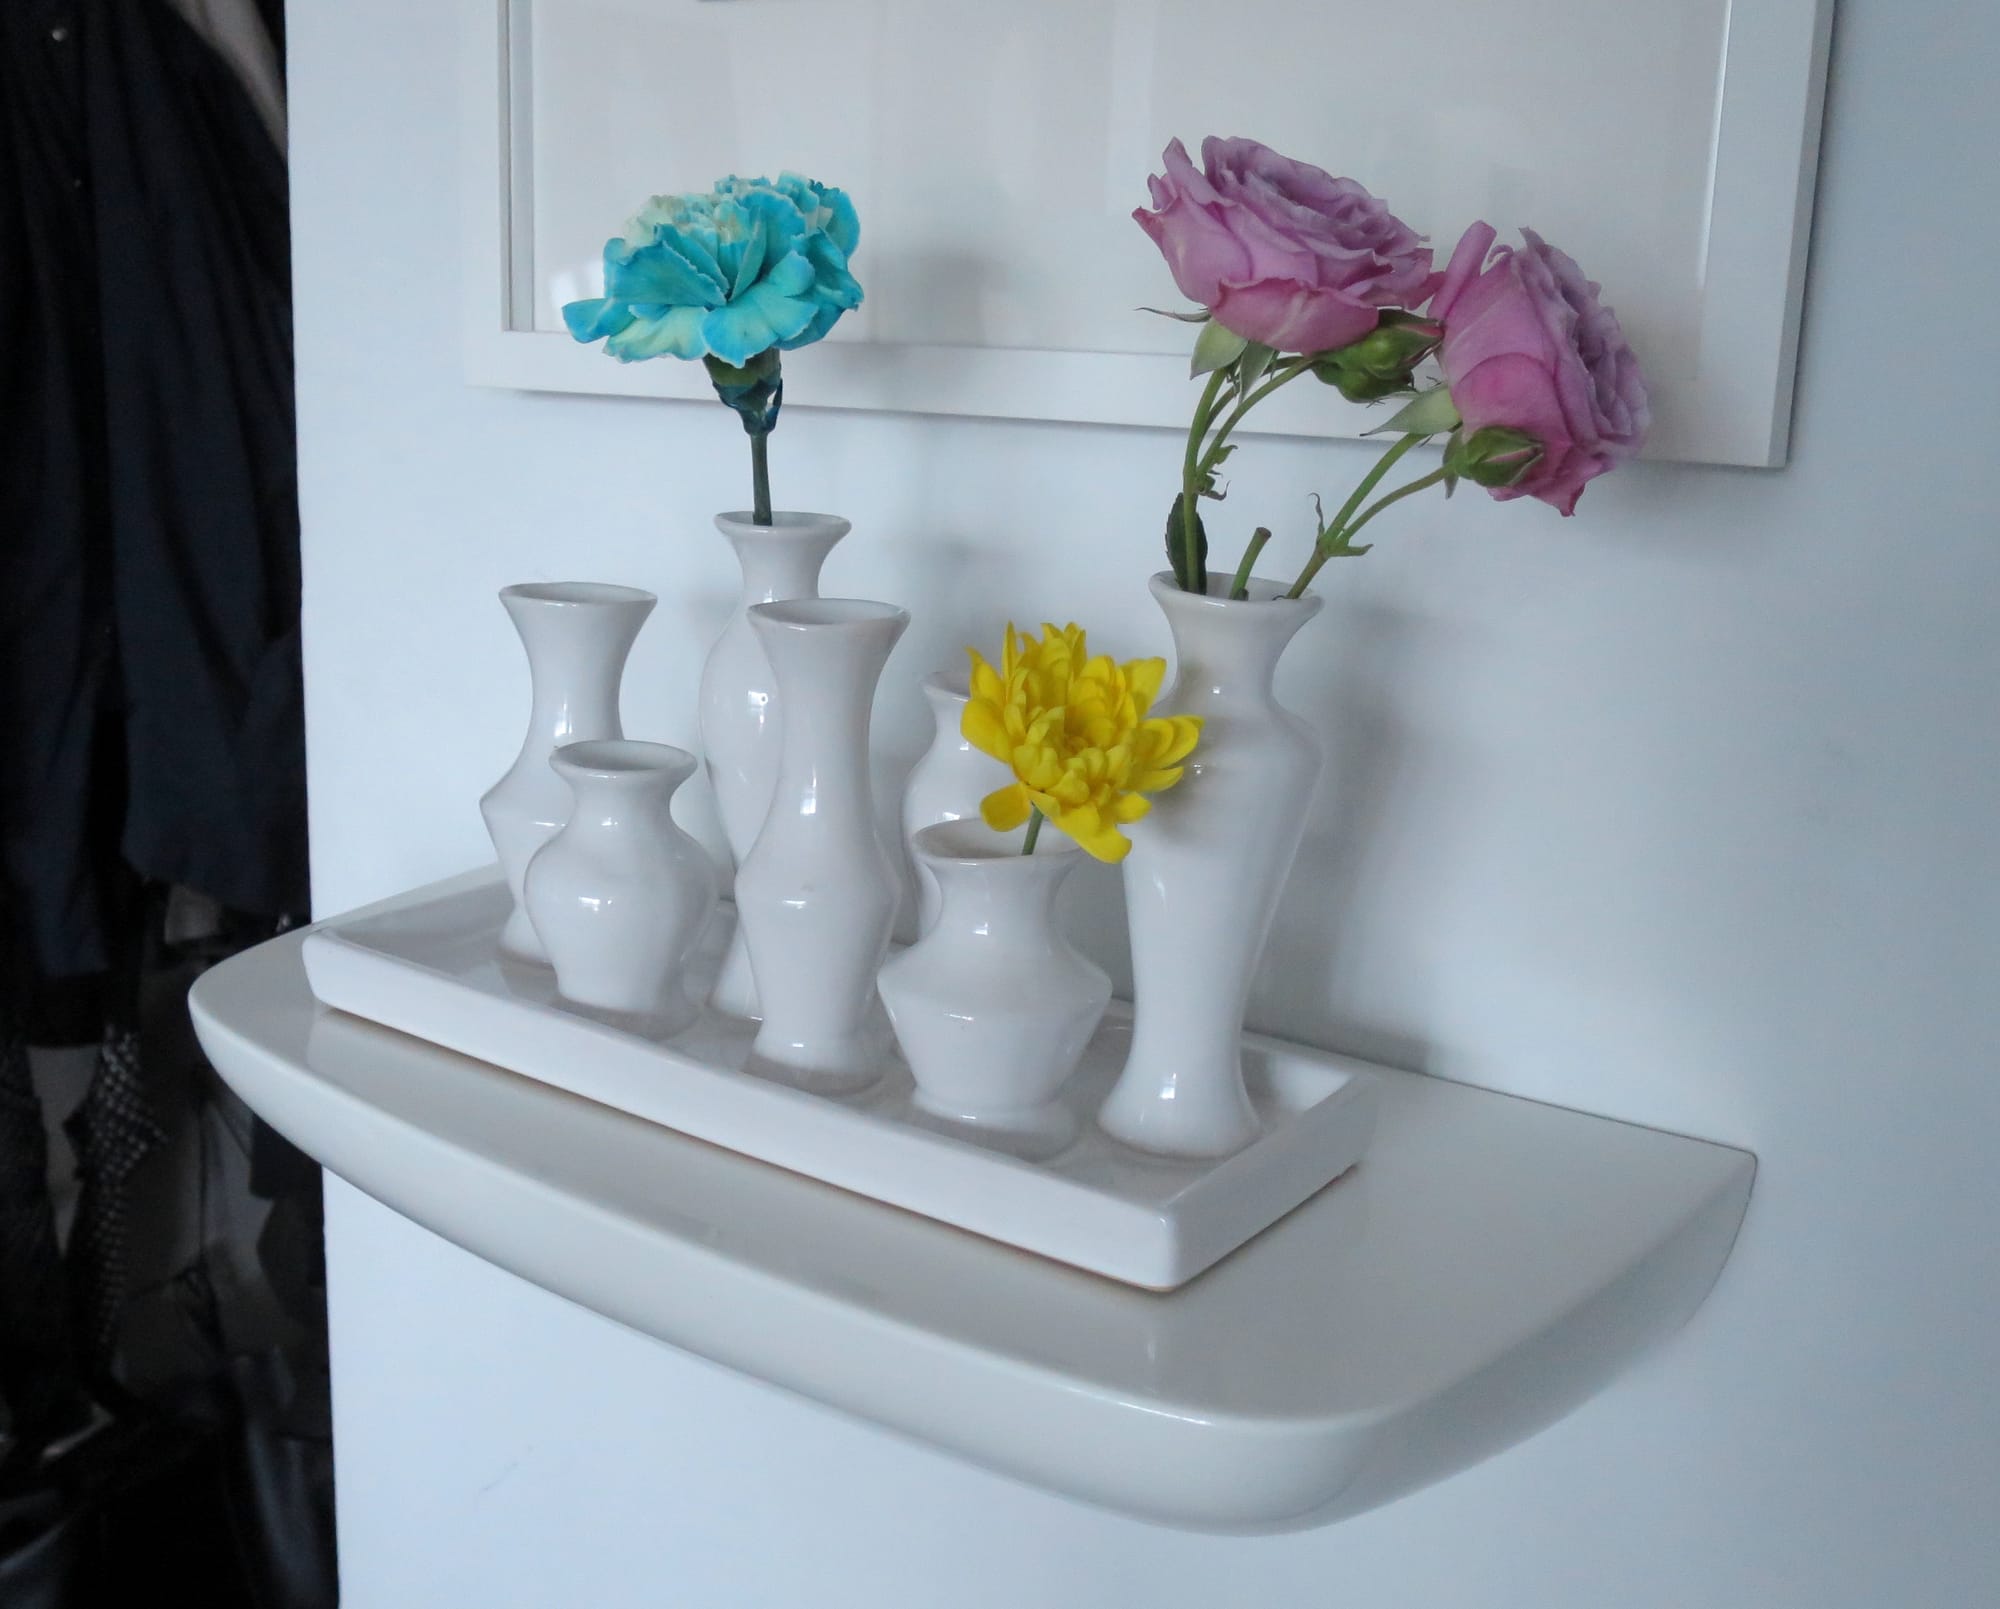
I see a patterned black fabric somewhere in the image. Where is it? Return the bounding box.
[63,1025,165,1378]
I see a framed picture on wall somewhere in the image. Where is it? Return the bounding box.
[462,0,1833,467]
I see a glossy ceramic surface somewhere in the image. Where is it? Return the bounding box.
[734,598,907,1091]
[697,511,849,1019]
[880,823,1108,1160]
[478,581,655,962]
[522,740,717,1030]
[899,670,1011,934]
[296,872,1378,1290]
[1101,574,1324,1158]
[195,874,1754,1530]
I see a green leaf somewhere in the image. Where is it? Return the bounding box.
[1190,319,1249,378]
[1140,305,1213,323]
[1373,385,1461,439]
[1165,491,1210,592]
[1236,341,1277,391]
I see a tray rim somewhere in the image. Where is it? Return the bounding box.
[298,872,1381,1289]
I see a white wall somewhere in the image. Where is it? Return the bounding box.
[292,2,2000,1605]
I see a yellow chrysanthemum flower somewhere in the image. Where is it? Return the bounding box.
[962,622,1203,863]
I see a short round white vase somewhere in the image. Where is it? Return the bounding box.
[880,822,1108,1160]
[735,598,909,1091]
[698,512,850,1021]
[1097,572,1325,1159]
[898,670,1011,935]
[480,582,656,963]
[522,740,718,1032]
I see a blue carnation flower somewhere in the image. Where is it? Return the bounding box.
[563,174,862,368]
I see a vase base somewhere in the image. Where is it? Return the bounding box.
[497,905,549,965]
[908,1096,1079,1163]
[1096,1072,1262,1161]
[746,1028,891,1097]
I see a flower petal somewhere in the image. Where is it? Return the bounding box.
[605,305,709,361]
[980,783,1032,832]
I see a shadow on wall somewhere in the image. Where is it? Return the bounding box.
[1255,597,1439,1076]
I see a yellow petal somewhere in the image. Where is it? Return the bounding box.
[961,700,1012,762]
[980,782,1032,832]
[1126,657,1167,709]
[1054,805,1131,863]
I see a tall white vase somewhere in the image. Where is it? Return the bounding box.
[1097,572,1324,1158]
[522,740,718,1032]
[899,670,1010,935]
[698,511,850,1019]
[736,598,908,1091]
[480,582,655,962]
[880,822,1108,1160]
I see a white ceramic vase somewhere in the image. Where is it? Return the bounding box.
[522,740,718,1031]
[480,582,656,962]
[1097,572,1325,1158]
[698,511,850,1020]
[735,598,909,1091]
[899,670,1010,935]
[880,822,1108,1159]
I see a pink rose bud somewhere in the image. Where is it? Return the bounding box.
[1135,137,1437,356]
[1430,223,1650,515]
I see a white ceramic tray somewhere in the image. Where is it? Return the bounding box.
[298,872,1380,1290]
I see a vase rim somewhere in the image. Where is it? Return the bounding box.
[551,739,696,786]
[1146,570,1324,616]
[921,667,971,702]
[912,818,1079,868]
[750,597,909,633]
[714,510,852,537]
[501,581,656,609]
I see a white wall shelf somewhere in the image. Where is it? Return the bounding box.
[190,875,1754,1533]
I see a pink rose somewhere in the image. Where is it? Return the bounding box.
[1430,222,1650,515]
[1134,137,1437,355]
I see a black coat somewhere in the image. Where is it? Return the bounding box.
[1,0,306,981]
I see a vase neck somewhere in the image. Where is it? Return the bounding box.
[752,601,908,827]
[551,741,693,832]
[921,671,971,747]
[929,849,1077,934]
[1150,573,1321,707]
[502,587,653,743]
[717,513,849,609]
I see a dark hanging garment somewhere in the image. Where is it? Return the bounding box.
[1,10,329,1605]
[85,0,308,927]
[0,0,306,986]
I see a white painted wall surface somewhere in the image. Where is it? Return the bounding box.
[291,2,2000,1604]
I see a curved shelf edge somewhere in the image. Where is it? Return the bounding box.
[190,884,1753,1533]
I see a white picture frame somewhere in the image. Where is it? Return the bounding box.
[461,0,1832,468]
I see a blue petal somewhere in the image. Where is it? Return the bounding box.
[702,281,816,366]
[606,235,725,308]
[729,214,768,299]
[818,185,860,256]
[562,297,634,344]
[779,300,845,350]
[805,233,863,310]
[763,248,815,299]
[606,305,710,362]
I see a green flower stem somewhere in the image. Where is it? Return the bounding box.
[1285,432,1424,598]
[1022,807,1046,856]
[1198,355,1316,478]
[750,431,772,527]
[1228,527,1273,600]
[1180,367,1231,591]
[1288,464,1452,597]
